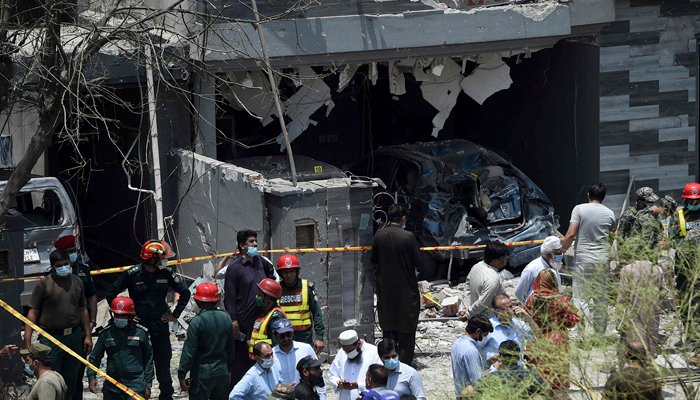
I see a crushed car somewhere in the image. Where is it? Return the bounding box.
[352,139,558,280]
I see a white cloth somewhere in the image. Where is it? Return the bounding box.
[328,341,382,400]
[466,261,505,318]
[570,202,615,264]
[514,257,562,304]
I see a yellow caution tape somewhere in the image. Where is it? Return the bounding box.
[0,238,554,283]
[0,298,144,400]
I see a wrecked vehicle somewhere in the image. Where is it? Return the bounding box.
[352,140,558,279]
[0,174,81,307]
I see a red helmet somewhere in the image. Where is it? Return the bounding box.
[111,296,136,315]
[194,283,219,302]
[277,254,300,270]
[682,183,700,199]
[258,278,282,299]
[140,240,175,261]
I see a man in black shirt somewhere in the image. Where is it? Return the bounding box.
[223,230,276,386]
[603,341,662,400]
[294,356,324,400]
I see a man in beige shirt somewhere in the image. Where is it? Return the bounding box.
[459,241,508,321]
[21,342,67,400]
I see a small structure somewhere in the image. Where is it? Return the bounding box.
[174,150,377,350]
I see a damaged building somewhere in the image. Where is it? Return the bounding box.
[2,0,700,350]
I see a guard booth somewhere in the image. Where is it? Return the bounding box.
[0,215,27,384]
[175,151,377,352]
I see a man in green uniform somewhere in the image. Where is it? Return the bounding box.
[54,234,98,400]
[618,187,663,243]
[276,254,325,351]
[25,249,92,400]
[106,240,190,400]
[88,296,153,399]
[178,282,235,400]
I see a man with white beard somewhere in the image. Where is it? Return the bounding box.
[328,330,381,400]
[515,236,563,304]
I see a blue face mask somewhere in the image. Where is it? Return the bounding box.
[688,204,700,212]
[261,357,274,369]
[68,252,78,263]
[383,356,400,370]
[553,254,564,263]
[247,247,259,257]
[114,318,129,329]
[54,265,71,277]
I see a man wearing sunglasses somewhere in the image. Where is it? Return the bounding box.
[271,318,322,395]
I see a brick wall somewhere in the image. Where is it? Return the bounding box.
[599,0,699,216]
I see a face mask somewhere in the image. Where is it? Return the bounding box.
[383,356,399,370]
[261,357,274,369]
[402,224,406,229]
[347,348,360,359]
[247,247,259,257]
[255,296,265,309]
[158,259,168,270]
[688,204,700,212]
[68,252,78,263]
[23,362,34,377]
[114,318,129,329]
[54,265,71,277]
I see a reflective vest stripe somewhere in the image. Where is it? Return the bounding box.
[279,279,312,331]
[679,208,687,237]
[248,307,285,360]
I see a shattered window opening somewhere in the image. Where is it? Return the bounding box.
[296,223,316,249]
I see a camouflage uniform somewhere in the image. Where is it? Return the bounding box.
[618,187,662,244]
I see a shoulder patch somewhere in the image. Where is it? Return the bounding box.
[127,265,141,275]
[135,323,149,333]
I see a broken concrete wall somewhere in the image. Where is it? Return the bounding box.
[175,150,265,278]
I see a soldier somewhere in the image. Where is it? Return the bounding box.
[54,234,98,400]
[178,283,234,400]
[618,187,663,243]
[248,278,287,360]
[276,254,325,352]
[88,297,154,400]
[106,240,191,400]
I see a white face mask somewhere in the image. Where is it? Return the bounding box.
[261,357,274,369]
[158,259,168,270]
[346,348,360,359]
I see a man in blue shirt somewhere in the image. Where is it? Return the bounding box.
[376,338,426,400]
[515,236,563,304]
[479,294,537,364]
[229,342,282,400]
[271,318,326,399]
[451,315,493,396]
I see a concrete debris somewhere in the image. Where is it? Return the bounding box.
[441,296,461,316]
[276,66,333,149]
[389,62,407,96]
[223,71,276,125]
[460,53,513,105]
[418,57,464,137]
[337,64,360,92]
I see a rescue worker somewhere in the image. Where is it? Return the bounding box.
[618,187,663,243]
[54,234,97,400]
[178,283,234,400]
[25,249,92,400]
[88,297,154,400]
[106,240,191,400]
[276,254,325,351]
[248,278,287,360]
[672,183,700,364]
[671,182,700,241]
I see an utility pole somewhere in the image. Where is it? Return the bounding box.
[250,0,298,186]
[145,45,165,239]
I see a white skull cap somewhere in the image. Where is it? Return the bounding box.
[338,329,359,345]
[540,236,562,255]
